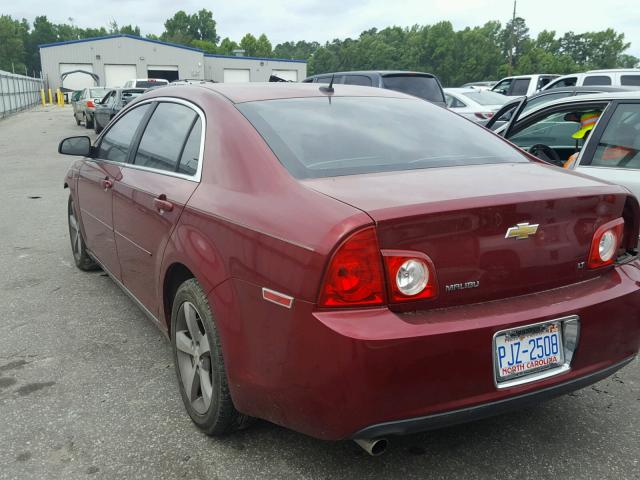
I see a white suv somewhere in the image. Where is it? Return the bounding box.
[542,69,640,90]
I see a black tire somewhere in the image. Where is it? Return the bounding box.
[67,196,98,271]
[75,114,81,126]
[171,278,252,436]
[85,113,94,129]
[94,119,102,134]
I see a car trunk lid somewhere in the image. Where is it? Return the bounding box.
[303,162,630,309]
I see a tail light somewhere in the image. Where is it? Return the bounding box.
[318,228,438,307]
[475,112,493,119]
[588,218,624,268]
[383,251,437,302]
[318,227,385,307]
[86,100,95,108]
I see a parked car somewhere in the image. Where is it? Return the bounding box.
[70,90,82,118]
[73,87,110,128]
[486,85,634,131]
[122,78,170,88]
[303,70,446,107]
[460,81,497,90]
[542,69,640,91]
[444,88,509,123]
[93,88,146,134]
[491,74,559,97]
[492,91,640,180]
[58,83,640,455]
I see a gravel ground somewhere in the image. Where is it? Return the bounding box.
[0,106,638,480]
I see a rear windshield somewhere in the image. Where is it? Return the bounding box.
[237,97,527,178]
[381,75,445,103]
[90,88,109,98]
[461,90,508,106]
[135,80,168,88]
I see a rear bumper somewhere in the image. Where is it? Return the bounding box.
[213,262,640,441]
[353,356,635,439]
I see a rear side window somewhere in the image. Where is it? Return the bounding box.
[445,94,466,108]
[135,80,167,88]
[134,102,198,173]
[344,75,373,87]
[237,96,526,179]
[621,75,640,86]
[522,92,571,113]
[177,119,202,176]
[584,75,612,86]
[97,104,150,163]
[382,75,444,103]
[510,79,530,96]
[590,103,640,168]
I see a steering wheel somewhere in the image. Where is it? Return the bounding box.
[528,144,561,165]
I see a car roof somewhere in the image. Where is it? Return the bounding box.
[308,70,436,77]
[513,90,640,119]
[189,82,414,103]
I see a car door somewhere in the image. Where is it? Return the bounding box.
[504,100,611,166]
[94,91,114,128]
[112,99,203,316]
[574,101,640,199]
[76,103,152,278]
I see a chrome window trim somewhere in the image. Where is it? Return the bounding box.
[492,315,580,389]
[93,96,206,183]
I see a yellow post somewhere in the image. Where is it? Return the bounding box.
[48,88,53,105]
[40,89,46,106]
[57,89,63,106]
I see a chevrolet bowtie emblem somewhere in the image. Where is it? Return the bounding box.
[505,222,539,240]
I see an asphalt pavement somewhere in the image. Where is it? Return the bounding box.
[0,106,638,479]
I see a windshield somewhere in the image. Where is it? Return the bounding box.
[381,75,445,103]
[90,88,109,98]
[461,90,509,106]
[237,97,527,179]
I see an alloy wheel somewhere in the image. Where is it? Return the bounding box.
[68,202,82,262]
[175,301,214,415]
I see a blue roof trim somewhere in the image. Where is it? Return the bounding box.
[38,34,204,53]
[38,34,307,63]
[205,53,306,64]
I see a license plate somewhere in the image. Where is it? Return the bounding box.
[494,321,564,383]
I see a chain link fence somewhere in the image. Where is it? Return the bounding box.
[0,70,45,119]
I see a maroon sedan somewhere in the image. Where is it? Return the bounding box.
[59,83,640,455]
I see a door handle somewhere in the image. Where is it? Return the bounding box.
[102,178,113,190]
[153,195,174,214]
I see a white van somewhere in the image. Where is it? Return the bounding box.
[542,69,640,90]
[491,74,559,96]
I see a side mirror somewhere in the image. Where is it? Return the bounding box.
[59,136,92,156]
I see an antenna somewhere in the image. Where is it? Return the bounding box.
[319,74,335,94]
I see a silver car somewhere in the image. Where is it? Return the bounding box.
[491,91,640,202]
[444,88,510,123]
[73,87,110,129]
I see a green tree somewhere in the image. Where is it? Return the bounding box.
[239,33,258,56]
[0,15,27,72]
[254,34,272,57]
[217,37,239,55]
[162,9,218,45]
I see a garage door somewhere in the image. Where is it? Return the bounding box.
[148,65,179,82]
[223,69,251,83]
[104,64,137,88]
[59,64,95,90]
[272,69,298,82]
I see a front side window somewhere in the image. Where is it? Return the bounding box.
[238,96,527,179]
[589,103,640,169]
[134,102,199,173]
[492,79,512,95]
[583,75,612,86]
[96,104,150,163]
[522,92,572,114]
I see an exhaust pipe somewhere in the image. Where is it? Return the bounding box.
[354,438,389,456]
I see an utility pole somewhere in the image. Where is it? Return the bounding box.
[508,0,517,76]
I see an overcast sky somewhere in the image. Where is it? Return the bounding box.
[5,0,640,56]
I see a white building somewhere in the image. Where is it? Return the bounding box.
[39,34,307,91]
